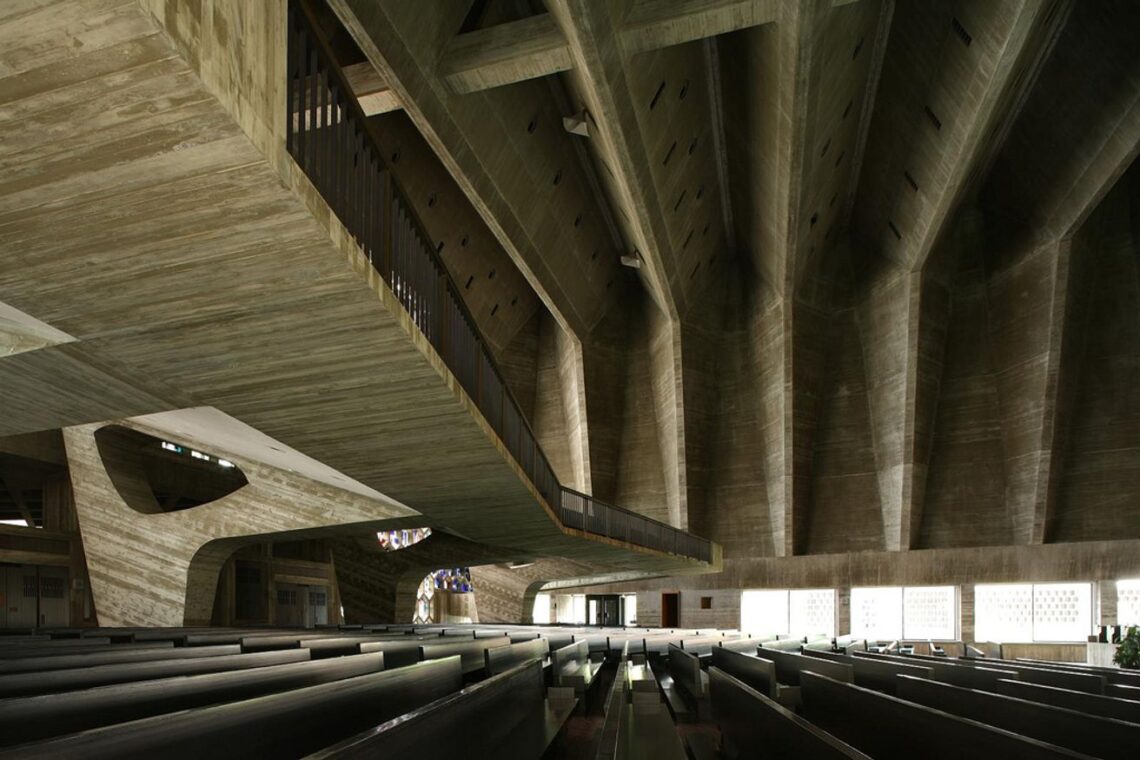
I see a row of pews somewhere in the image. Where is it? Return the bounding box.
[8,622,1129,758]
[0,623,590,758]
[0,621,785,759]
[708,638,1140,759]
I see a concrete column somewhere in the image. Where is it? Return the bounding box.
[837,586,851,635]
[1098,580,1117,627]
[959,584,975,644]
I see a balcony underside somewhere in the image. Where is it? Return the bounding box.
[0,0,717,582]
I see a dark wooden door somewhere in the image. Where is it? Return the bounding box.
[662,592,679,628]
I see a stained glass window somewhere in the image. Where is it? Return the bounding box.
[376,527,432,552]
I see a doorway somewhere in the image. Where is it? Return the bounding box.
[661,592,679,628]
[586,594,621,627]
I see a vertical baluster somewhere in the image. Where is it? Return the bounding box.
[307,46,317,176]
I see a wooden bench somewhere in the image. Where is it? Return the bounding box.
[804,649,933,696]
[717,637,760,654]
[663,644,708,722]
[483,637,549,676]
[552,640,598,695]
[0,648,310,698]
[897,674,1140,758]
[420,635,509,677]
[995,678,1140,723]
[308,659,575,759]
[0,656,465,760]
[710,667,871,760]
[800,671,1090,759]
[0,644,241,675]
[852,650,1013,691]
[710,646,808,708]
[756,645,853,707]
[358,638,433,669]
[1106,682,1140,700]
[0,652,386,747]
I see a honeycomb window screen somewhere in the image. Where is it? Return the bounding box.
[850,587,903,640]
[1032,582,1092,642]
[532,593,551,624]
[1118,579,1140,627]
[903,586,957,640]
[975,584,1033,642]
[790,589,835,638]
[741,589,790,636]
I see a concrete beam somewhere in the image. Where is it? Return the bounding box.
[908,1,1072,271]
[329,0,600,339]
[546,0,683,320]
[439,14,573,95]
[343,62,401,115]
[1043,96,1140,241]
[622,0,779,55]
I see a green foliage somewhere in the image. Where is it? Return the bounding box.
[1114,626,1140,670]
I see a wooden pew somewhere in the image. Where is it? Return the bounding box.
[0,637,112,651]
[1106,682,1140,700]
[420,635,509,677]
[0,653,386,746]
[896,674,1140,758]
[717,637,760,654]
[756,646,854,688]
[0,656,464,760]
[710,667,871,760]
[852,651,1017,691]
[800,671,1091,759]
[710,646,795,705]
[358,638,432,669]
[483,637,549,677]
[1012,658,1140,687]
[804,649,932,696]
[0,648,310,698]
[552,640,598,695]
[759,637,804,652]
[0,644,241,675]
[545,632,575,652]
[995,678,1140,723]
[308,660,575,759]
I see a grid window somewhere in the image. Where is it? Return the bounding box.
[741,589,790,637]
[975,583,1092,642]
[1119,579,1140,627]
[851,587,904,639]
[903,586,956,640]
[1033,583,1092,642]
[975,584,1033,642]
[790,589,836,638]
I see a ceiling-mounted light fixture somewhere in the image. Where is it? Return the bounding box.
[563,109,589,137]
[620,250,643,269]
[508,561,535,569]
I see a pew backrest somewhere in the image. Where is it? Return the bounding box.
[800,671,1090,760]
[710,646,777,698]
[0,653,386,747]
[668,644,706,698]
[0,657,465,760]
[896,674,1140,758]
[994,679,1140,724]
[757,646,853,687]
[420,636,510,675]
[0,644,241,675]
[0,649,311,698]
[484,637,549,676]
[710,668,871,760]
[308,660,564,759]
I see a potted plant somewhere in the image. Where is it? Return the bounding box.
[1114,626,1140,670]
